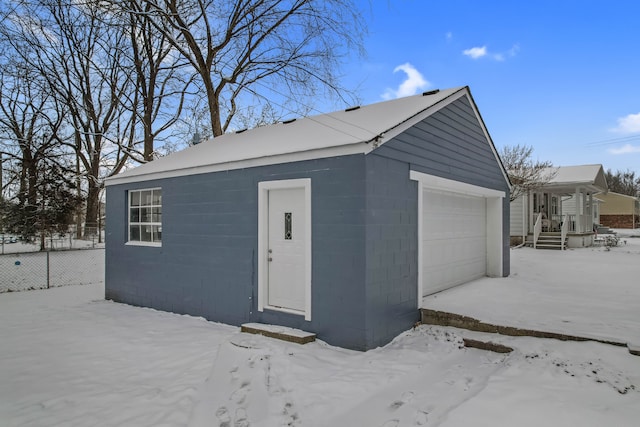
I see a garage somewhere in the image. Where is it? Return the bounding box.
[411,171,505,300]
[422,189,487,295]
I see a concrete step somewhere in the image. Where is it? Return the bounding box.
[525,233,567,249]
[240,323,316,344]
[537,238,563,243]
[535,244,564,250]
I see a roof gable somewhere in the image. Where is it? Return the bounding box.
[107,86,506,186]
[542,164,608,194]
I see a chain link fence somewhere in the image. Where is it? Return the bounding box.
[1,226,103,254]
[0,248,104,293]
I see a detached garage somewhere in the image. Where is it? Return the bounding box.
[413,174,506,297]
[105,86,510,351]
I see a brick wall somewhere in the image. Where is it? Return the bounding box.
[599,214,637,229]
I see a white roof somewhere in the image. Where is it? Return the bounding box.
[544,164,608,193]
[596,191,639,201]
[107,87,472,185]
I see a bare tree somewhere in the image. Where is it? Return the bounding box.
[500,144,556,202]
[1,0,138,235]
[0,62,65,209]
[123,0,196,161]
[128,0,365,137]
[0,60,81,248]
[605,169,640,197]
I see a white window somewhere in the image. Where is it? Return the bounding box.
[128,188,162,246]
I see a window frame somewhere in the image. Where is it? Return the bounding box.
[126,187,162,247]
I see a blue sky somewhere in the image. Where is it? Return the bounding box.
[341,0,640,174]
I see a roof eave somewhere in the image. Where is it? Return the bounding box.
[106,141,368,186]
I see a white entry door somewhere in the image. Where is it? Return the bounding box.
[267,187,306,312]
[422,189,487,296]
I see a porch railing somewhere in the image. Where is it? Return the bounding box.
[559,214,591,233]
[560,213,569,250]
[533,212,542,249]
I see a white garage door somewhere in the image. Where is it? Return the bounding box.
[422,189,487,296]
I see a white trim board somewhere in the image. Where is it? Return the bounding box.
[107,144,364,186]
[411,171,504,305]
[410,171,505,198]
[371,89,467,149]
[257,178,312,321]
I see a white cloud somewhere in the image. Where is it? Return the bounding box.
[508,44,520,57]
[462,46,487,59]
[608,144,640,155]
[463,44,519,61]
[611,112,640,134]
[381,63,430,100]
[446,31,453,41]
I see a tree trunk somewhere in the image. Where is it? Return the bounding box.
[75,151,83,239]
[204,78,223,137]
[84,180,100,238]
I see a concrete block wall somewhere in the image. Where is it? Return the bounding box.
[363,154,420,348]
[105,94,511,351]
[106,154,370,350]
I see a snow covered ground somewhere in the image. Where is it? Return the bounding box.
[424,229,640,347]
[0,231,639,426]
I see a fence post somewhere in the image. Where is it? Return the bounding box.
[46,251,50,289]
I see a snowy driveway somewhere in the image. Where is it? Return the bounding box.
[423,230,640,347]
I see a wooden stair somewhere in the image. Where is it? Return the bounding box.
[525,232,567,250]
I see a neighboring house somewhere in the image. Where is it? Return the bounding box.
[560,195,604,231]
[596,191,640,229]
[104,86,511,351]
[510,164,608,249]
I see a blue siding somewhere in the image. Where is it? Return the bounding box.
[106,155,369,350]
[105,94,510,351]
[364,154,420,348]
[374,96,511,277]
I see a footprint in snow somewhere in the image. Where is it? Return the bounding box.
[414,410,429,425]
[401,391,415,402]
[381,420,399,427]
[389,390,414,410]
[234,408,250,427]
[216,406,231,427]
[230,366,239,381]
[231,381,250,404]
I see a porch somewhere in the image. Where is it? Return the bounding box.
[523,230,595,250]
[510,165,608,249]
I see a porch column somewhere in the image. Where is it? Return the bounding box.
[575,186,582,233]
[588,193,593,232]
[528,191,534,234]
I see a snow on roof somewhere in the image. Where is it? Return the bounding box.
[544,164,608,193]
[596,191,640,201]
[107,87,468,185]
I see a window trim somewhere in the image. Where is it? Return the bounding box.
[127,187,162,247]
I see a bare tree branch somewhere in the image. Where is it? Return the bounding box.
[125,0,365,137]
[500,144,556,202]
